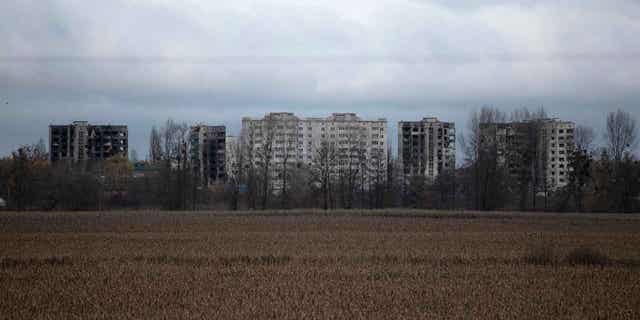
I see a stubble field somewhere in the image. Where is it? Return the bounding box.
[1,210,640,319]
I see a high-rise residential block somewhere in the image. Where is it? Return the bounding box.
[241,112,388,189]
[189,125,226,185]
[398,117,456,181]
[480,118,575,191]
[49,121,128,162]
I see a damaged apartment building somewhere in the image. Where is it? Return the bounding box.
[480,118,575,192]
[398,117,456,182]
[49,121,128,163]
[190,125,226,186]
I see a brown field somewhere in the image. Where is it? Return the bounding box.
[1,210,640,319]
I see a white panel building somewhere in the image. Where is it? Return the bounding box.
[241,112,388,188]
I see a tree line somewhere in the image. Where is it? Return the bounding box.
[0,109,638,212]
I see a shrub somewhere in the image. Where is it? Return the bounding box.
[44,256,69,266]
[524,243,555,265]
[565,247,610,266]
[220,255,291,266]
[0,257,21,269]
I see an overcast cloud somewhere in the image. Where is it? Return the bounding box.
[1,0,639,158]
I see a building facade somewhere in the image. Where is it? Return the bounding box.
[190,125,226,185]
[398,117,456,182]
[49,121,128,162]
[241,112,388,189]
[481,119,575,191]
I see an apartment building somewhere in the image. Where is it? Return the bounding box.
[481,119,575,191]
[241,112,388,187]
[49,121,128,162]
[189,125,226,185]
[398,117,456,182]
[542,120,576,188]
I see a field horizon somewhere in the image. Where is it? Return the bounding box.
[1,210,639,319]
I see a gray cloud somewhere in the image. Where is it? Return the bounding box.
[1,0,639,158]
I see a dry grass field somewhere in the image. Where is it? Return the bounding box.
[1,210,640,319]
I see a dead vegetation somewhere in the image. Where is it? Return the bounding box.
[1,211,640,319]
[565,247,611,266]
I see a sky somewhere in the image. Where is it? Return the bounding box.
[1,0,639,159]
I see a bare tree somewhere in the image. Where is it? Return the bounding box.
[255,117,276,209]
[459,106,509,210]
[511,106,547,122]
[34,138,47,157]
[279,119,298,209]
[149,125,162,163]
[310,139,337,210]
[558,125,594,212]
[239,122,261,210]
[563,144,592,212]
[574,125,596,153]
[460,106,507,163]
[129,149,139,162]
[147,119,193,210]
[226,137,243,210]
[605,109,637,161]
[337,124,363,209]
[520,108,547,210]
[370,146,386,208]
[385,149,403,208]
